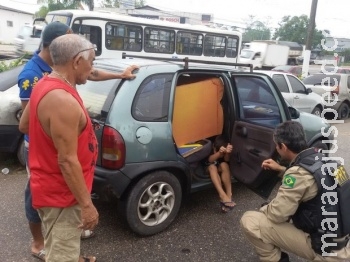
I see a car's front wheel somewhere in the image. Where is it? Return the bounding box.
[123,171,182,236]
[311,106,322,117]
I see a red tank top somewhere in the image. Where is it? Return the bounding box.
[29,76,98,208]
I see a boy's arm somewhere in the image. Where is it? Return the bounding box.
[223,144,233,162]
[208,151,223,162]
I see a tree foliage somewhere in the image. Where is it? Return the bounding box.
[36,0,94,13]
[273,15,324,49]
[243,15,271,42]
[98,0,146,8]
[36,0,146,17]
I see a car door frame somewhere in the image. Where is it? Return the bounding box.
[227,73,290,199]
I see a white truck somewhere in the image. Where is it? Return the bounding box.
[14,21,43,57]
[239,42,289,70]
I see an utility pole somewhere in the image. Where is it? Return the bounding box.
[302,0,318,78]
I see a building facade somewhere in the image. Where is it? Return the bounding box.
[0,5,34,44]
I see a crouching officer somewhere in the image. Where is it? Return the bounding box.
[240,121,350,262]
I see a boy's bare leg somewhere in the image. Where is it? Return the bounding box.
[220,162,233,200]
[208,165,231,202]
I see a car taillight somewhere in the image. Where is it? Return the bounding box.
[331,85,339,95]
[101,126,125,170]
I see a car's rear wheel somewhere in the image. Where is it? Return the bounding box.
[16,138,25,166]
[123,171,182,236]
[311,106,322,117]
[310,139,329,156]
[337,103,349,120]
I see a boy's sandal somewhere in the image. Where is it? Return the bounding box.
[220,201,236,213]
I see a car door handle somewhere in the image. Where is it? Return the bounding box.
[294,95,300,99]
[249,148,261,156]
[235,126,247,137]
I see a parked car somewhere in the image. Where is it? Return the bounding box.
[319,67,350,74]
[271,65,303,77]
[0,66,25,166]
[1,57,334,236]
[255,70,323,116]
[303,73,350,119]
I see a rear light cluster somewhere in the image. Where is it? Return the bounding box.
[101,126,125,170]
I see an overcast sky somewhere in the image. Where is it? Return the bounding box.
[4,0,349,38]
[146,0,349,38]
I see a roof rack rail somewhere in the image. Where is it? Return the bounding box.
[122,52,253,72]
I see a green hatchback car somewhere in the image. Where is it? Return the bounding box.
[76,57,334,236]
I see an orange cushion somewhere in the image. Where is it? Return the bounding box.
[173,78,224,146]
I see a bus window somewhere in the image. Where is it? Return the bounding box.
[176,31,203,56]
[144,27,175,54]
[204,35,226,57]
[105,22,142,52]
[72,22,102,57]
[226,37,238,58]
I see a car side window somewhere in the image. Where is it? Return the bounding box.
[287,75,305,93]
[272,74,289,93]
[132,73,173,121]
[347,76,350,89]
[235,76,281,127]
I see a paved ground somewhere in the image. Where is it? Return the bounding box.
[0,44,16,58]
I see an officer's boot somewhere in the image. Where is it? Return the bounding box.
[279,251,290,262]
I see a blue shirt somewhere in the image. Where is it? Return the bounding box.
[18,51,52,141]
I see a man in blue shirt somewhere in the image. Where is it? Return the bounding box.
[18,21,138,262]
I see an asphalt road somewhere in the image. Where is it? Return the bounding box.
[1,119,349,262]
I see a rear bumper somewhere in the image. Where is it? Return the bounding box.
[0,125,22,153]
[93,166,131,200]
[323,100,342,111]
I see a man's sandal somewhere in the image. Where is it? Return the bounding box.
[81,256,97,262]
[31,249,45,261]
[81,229,95,239]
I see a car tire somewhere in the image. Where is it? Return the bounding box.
[310,140,329,156]
[311,106,322,117]
[123,171,182,236]
[16,138,25,166]
[337,103,349,120]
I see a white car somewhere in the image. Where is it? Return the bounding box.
[303,73,350,120]
[256,70,324,116]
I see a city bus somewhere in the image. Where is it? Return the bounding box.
[35,9,242,62]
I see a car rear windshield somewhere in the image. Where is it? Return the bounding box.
[302,74,340,86]
[77,78,120,120]
[272,65,290,71]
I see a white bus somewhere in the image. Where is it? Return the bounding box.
[36,9,242,62]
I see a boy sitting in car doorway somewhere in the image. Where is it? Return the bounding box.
[207,135,236,213]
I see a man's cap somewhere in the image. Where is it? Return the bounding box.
[42,21,71,45]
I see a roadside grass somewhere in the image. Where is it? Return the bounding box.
[0,55,28,73]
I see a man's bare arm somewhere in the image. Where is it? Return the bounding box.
[88,65,139,81]
[19,101,30,134]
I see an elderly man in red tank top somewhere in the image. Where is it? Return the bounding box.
[20,34,102,262]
